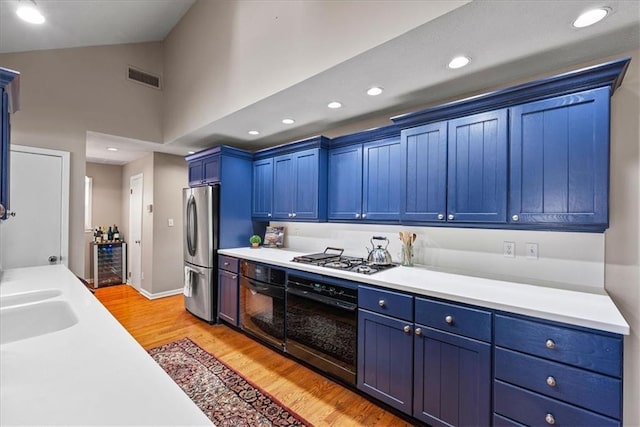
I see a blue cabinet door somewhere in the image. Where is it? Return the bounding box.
[252,158,273,219]
[413,326,491,426]
[218,269,238,326]
[328,145,363,220]
[0,90,9,219]
[400,122,447,222]
[509,87,610,227]
[357,309,413,415]
[293,148,321,219]
[188,159,203,186]
[447,110,508,223]
[202,155,220,183]
[272,153,294,219]
[363,137,401,221]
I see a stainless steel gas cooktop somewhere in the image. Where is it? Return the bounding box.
[291,247,398,275]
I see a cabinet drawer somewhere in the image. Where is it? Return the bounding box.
[218,255,239,273]
[359,286,413,321]
[495,314,622,377]
[495,347,621,419]
[493,414,526,427]
[415,298,491,342]
[494,380,619,427]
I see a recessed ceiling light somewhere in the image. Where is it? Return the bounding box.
[248,130,260,135]
[16,3,45,24]
[107,147,118,152]
[572,7,609,28]
[327,101,342,109]
[367,87,383,96]
[448,56,470,69]
[282,118,295,124]
[187,151,195,154]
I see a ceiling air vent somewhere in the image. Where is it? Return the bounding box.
[127,66,161,90]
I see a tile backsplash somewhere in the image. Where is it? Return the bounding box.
[271,221,605,292]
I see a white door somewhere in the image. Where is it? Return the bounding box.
[1,145,69,269]
[128,173,143,290]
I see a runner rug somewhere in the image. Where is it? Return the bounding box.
[149,337,310,427]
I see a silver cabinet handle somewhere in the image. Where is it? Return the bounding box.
[546,339,556,349]
[512,214,519,222]
[448,214,454,220]
[362,213,367,218]
[546,376,557,387]
[378,299,385,307]
[224,262,230,266]
[445,315,453,324]
[288,213,293,218]
[267,213,272,217]
[545,413,555,425]
[403,325,411,333]
[231,275,237,280]
[415,327,423,336]
[355,213,360,219]
[437,213,445,220]
[292,212,297,218]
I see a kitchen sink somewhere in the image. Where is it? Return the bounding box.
[0,289,62,308]
[0,300,78,345]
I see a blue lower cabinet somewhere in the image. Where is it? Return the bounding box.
[357,309,413,414]
[413,326,491,426]
[218,269,238,326]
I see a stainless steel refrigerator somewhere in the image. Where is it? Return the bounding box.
[183,185,219,323]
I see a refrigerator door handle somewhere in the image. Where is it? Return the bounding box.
[186,195,197,257]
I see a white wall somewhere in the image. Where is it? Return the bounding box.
[162,0,468,144]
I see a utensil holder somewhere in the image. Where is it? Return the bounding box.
[401,243,414,267]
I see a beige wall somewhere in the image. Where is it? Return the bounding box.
[151,153,187,294]
[0,42,164,276]
[162,0,468,143]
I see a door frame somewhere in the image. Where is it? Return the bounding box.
[128,173,143,291]
[10,144,70,267]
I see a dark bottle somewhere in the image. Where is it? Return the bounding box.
[113,225,120,241]
[107,226,113,242]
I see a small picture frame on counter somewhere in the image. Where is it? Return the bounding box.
[264,226,285,248]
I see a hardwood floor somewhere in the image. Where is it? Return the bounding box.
[95,284,413,427]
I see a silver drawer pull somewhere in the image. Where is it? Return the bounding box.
[362,213,367,219]
[224,262,230,266]
[437,213,445,220]
[231,275,237,280]
[448,214,455,220]
[546,376,557,387]
[545,413,555,425]
[512,214,519,221]
[545,339,556,349]
[355,213,360,218]
[403,325,411,333]
[378,299,385,307]
[445,315,453,325]
[415,327,422,336]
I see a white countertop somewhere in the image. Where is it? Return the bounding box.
[0,265,212,426]
[219,247,630,335]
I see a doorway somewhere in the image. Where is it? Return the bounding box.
[1,145,70,269]
[129,173,143,291]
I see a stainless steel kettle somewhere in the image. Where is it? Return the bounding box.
[367,236,393,265]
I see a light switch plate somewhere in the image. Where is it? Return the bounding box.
[168,218,174,227]
[526,243,539,259]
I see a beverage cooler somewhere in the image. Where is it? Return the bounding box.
[90,242,127,287]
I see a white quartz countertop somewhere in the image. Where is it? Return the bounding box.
[219,247,629,335]
[0,265,212,426]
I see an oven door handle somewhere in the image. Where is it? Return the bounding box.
[243,277,283,297]
[286,287,357,311]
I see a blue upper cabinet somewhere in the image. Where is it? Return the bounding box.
[509,87,610,229]
[251,157,273,219]
[447,109,508,223]
[0,67,19,220]
[362,138,401,221]
[401,122,447,222]
[188,154,220,186]
[328,125,401,222]
[328,144,362,220]
[255,136,329,221]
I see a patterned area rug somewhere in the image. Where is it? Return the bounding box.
[149,338,310,427]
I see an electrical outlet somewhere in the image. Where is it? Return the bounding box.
[168,218,174,227]
[526,243,539,259]
[503,241,516,258]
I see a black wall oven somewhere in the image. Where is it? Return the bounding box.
[239,260,286,350]
[286,271,358,385]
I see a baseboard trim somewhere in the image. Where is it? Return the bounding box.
[126,282,183,300]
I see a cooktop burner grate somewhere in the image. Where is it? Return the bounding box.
[292,248,398,275]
